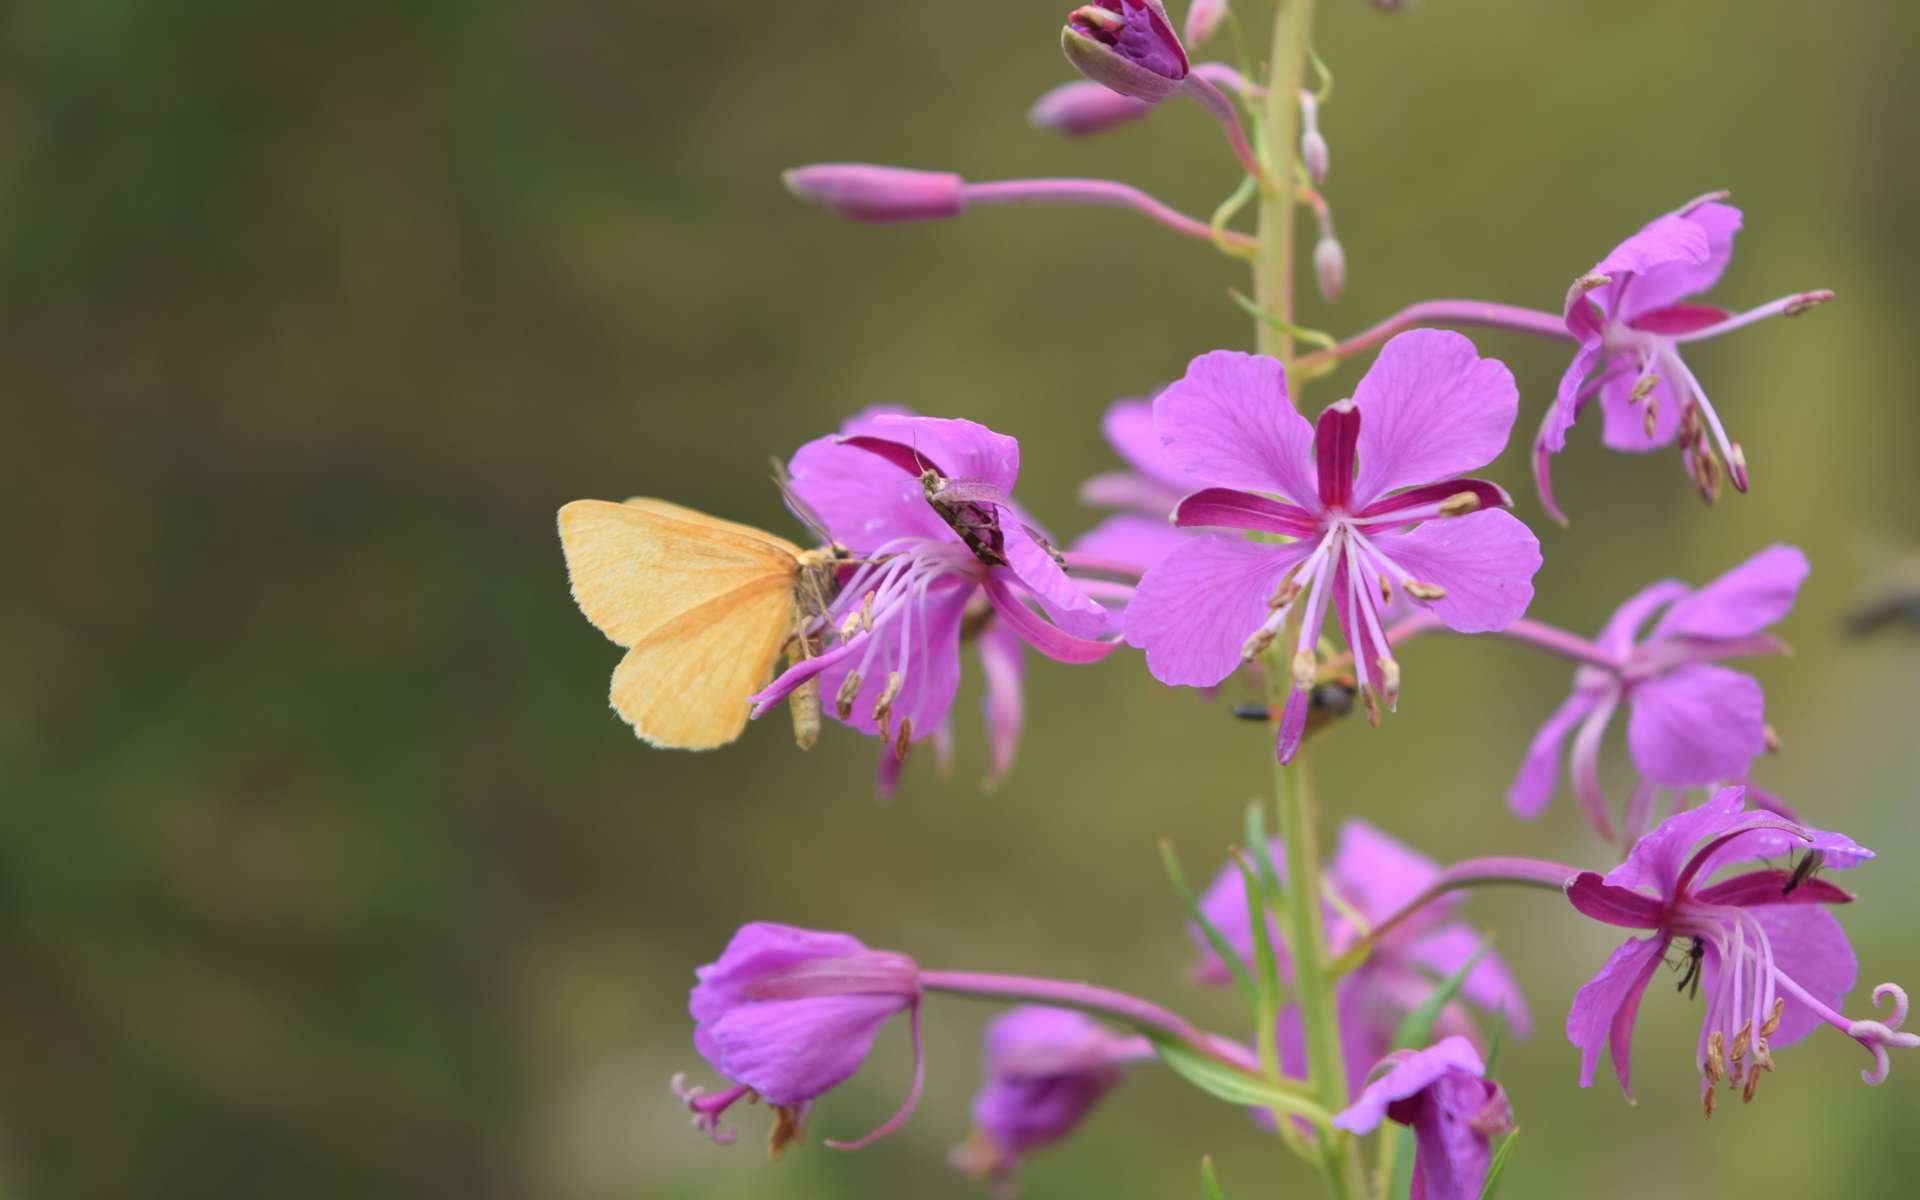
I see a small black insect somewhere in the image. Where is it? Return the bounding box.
[1782,849,1826,898]
[1229,683,1358,724]
[1674,936,1705,1000]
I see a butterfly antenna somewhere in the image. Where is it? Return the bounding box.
[769,456,837,548]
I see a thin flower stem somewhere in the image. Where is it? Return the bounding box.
[1293,299,1575,374]
[1328,856,1580,976]
[1254,0,1315,367]
[962,179,1256,253]
[1495,618,1620,672]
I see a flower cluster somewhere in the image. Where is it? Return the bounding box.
[549,3,1904,1198]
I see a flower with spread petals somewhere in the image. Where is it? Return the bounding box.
[751,412,1114,788]
[1534,193,1833,520]
[949,1006,1139,1186]
[1124,330,1542,761]
[1333,1037,1514,1200]
[1563,787,1913,1114]
[1071,396,1197,576]
[1190,819,1530,1093]
[676,923,924,1154]
[1061,0,1190,104]
[1509,544,1806,842]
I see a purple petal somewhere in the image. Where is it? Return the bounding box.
[1123,534,1314,687]
[1274,683,1310,763]
[816,579,971,738]
[1596,578,1690,657]
[1366,510,1541,634]
[1565,935,1666,1093]
[1000,522,1109,637]
[977,619,1026,788]
[1649,544,1809,643]
[1402,1072,1509,1200]
[1594,364,1683,452]
[1605,786,1750,895]
[1581,210,1715,321]
[1565,872,1665,930]
[1172,487,1319,535]
[1330,819,1447,931]
[1614,200,1743,322]
[707,993,906,1107]
[983,575,1119,665]
[1153,350,1320,508]
[1744,903,1858,1048]
[1626,663,1767,786]
[1331,1036,1484,1134]
[1068,513,1188,575]
[1534,338,1604,522]
[790,433,950,550]
[858,414,1022,492]
[1102,396,1190,491]
[1507,688,1604,819]
[692,923,874,1024]
[1628,302,1732,335]
[1348,330,1520,510]
[1402,922,1535,1038]
[1693,870,1854,909]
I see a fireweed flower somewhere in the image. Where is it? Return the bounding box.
[1508,543,1806,842]
[1332,1037,1514,1200]
[675,923,924,1154]
[1028,63,1252,137]
[1534,193,1834,520]
[1124,330,1542,761]
[749,412,1113,785]
[1190,820,1532,1092]
[948,1006,1140,1185]
[1071,396,1196,575]
[1061,0,1190,103]
[1563,787,1913,1115]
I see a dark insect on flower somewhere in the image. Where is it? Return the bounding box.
[1673,936,1705,1000]
[1782,849,1826,898]
[1230,680,1358,724]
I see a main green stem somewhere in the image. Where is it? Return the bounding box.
[1257,10,1365,1196]
[1254,0,1314,364]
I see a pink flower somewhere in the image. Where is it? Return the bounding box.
[1028,64,1251,137]
[1070,396,1196,576]
[1060,0,1190,104]
[1533,193,1833,520]
[1562,787,1910,1114]
[1332,1038,1513,1200]
[1123,330,1542,761]
[677,923,924,1154]
[1190,820,1531,1094]
[1508,544,1806,842]
[750,412,1114,786]
[949,1006,1138,1185]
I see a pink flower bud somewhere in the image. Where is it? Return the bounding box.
[1184,0,1228,46]
[1314,233,1346,302]
[783,164,966,224]
[1298,91,1329,185]
[1061,0,1190,104]
[1027,80,1154,136]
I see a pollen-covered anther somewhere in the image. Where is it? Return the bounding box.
[894,718,913,761]
[1359,683,1382,727]
[1437,491,1481,517]
[1241,627,1277,661]
[1729,442,1749,490]
[1574,272,1612,293]
[1742,1067,1763,1104]
[1628,372,1659,405]
[1706,1030,1727,1084]
[1643,394,1660,440]
[835,671,863,720]
[1703,1083,1718,1119]
[768,1105,806,1159]
[873,671,904,738]
[1269,579,1302,610]
[1729,1022,1753,1081]
[1761,998,1785,1039]
[1378,576,1394,604]
[1402,581,1447,602]
[1765,724,1783,754]
[1292,648,1318,690]
[1376,656,1401,704]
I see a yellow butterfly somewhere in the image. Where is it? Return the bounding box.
[557,497,841,751]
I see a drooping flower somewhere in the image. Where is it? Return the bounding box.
[1124,330,1542,761]
[948,1006,1139,1186]
[1061,0,1190,104]
[1533,193,1833,520]
[750,411,1114,787]
[1332,1037,1514,1200]
[1189,820,1531,1093]
[676,923,924,1154]
[1508,544,1806,842]
[1071,396,1195,576]
[1563,787,1913,1114]
[1028,63,1250,137]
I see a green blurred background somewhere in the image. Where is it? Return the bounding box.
[4,0,1916,1196]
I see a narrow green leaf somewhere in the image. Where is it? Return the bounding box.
[1392,935,1491,1051]
[1479,1128,1521,1200]
[1200,1155,1227,1200]
[1242,801,1286,914]
[1230,850,1282,1014]
[1148,1035,1327,1126]
[1483,1003,1510,1076]
[1159,839,1257,1012]
[1388,1125,1415,1200]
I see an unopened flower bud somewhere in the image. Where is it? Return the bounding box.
[1313,231,1346,302]
[784,164,966,224]
[1298,91,1329,185]
[1027,79,1154,136]
[1184,0,1228,47]
[1061,0,1190,104]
